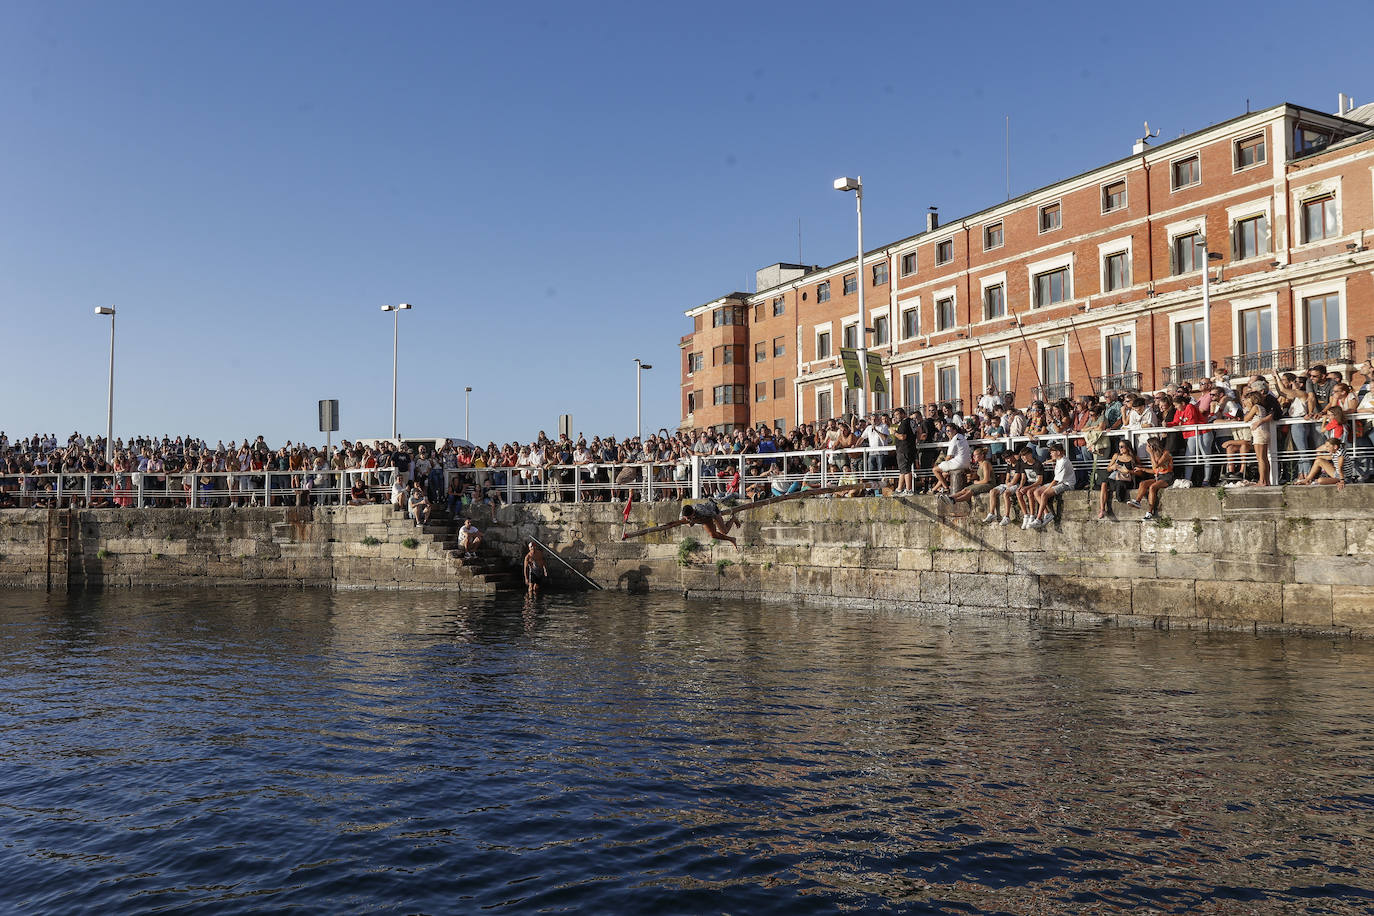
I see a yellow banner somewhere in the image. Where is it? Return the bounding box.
[865,351,887,394]
[839,348,864,390]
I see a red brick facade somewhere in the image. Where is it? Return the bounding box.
[680,102,1374,431]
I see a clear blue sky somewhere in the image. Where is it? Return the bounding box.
[3,0,1370,447]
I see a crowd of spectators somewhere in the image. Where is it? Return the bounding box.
[2,361,1372,521]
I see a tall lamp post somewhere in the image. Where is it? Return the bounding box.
[834,176,867,418]
[93,306,116,461]
[464,386,472,442]
[380,303,412,439]
[634,358,653,441]
[1199,244,1224,379]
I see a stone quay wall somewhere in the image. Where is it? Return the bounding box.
[484,485,1374,636]
[0,505,498,592]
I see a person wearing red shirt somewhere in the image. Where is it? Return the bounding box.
[1169,393,1207,486]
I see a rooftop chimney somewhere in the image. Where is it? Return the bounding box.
[1339,93,1350,115]
[926,207,939,232]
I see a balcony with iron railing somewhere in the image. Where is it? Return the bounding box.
[1298,338,1354,367]
[1091,371,1141,393]
[1223,339,1355,377]
[1031,382,1074,403]
[1160,360,1215,387]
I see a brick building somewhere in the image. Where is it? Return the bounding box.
[680,97,1374,432]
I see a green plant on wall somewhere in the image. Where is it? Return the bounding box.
[677,536,701,568]
[362,536,381,546]
[715,558,734,576]
[402,537,419,549]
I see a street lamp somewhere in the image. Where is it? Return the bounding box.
[93,306,116,461]
[380,303,412,439]
[834,176,868,418]
[464,386,472,441]
[635,358,653,441]
[1199,245,1225,378]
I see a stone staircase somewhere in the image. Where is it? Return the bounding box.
[401,504,521,591]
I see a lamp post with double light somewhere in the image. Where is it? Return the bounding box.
[635,358,653,441]
[93,307,116,461]
[834,176,867,419]
[380,303,412,439]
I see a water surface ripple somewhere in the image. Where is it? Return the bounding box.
[1,588,1372,913]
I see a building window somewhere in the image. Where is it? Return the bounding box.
[872,262,888,286]
[1034,267,1069,307]
[902,374,920,407]
[713,345,741,366]
[687,352,703,374]
[713,384,746,405]
[755,342,767,362]
[843,273,857,295]
[1240,306,1273,357]
[1171,155,1200,190]
[900,252,917,276]
[937,366,958,401]
[1042,345,1067,387]
[816,330,831,359]
[1104,251,1130,291]
[772,296,785,317]
[842,324,858,349]
[774,418,786,434]
[1176,318,1204,366]
[773,336,785,357]
[935,296,956,330]
[753,303,763,322]
[1235,133,1266,169]
[817,389,832,421]
[1102,181,1126,212]
[687,391,698,413]
[755,381,767,402]
[774,378,785,399]
[983,283,1005,320]
[711,305,745,327]
[984,222,1003,250]
[1233,214,1269,259]
[1106,333,1132,375]
[1303,293,1341,344]
[1172,232,1205,274]
[935,239,953,265]
[985,356,1007,394]
[901,307,919,339]
[1302,194,1337,243]
[873,315,889,345]
[1295,126,1331,154]
[1038,202,1061,232]
[817,281,831,303]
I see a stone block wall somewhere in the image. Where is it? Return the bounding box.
[0,505,496,592]
[484,486,1374,636]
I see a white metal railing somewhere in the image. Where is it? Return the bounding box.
[2,413,1368,509]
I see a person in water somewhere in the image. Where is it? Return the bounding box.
[523,541,548,593]
[681,499,739,546]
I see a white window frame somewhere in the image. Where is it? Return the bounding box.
[934,237,955,266]
[899,368,923,409]
[1226,197,1273,263]
[869,305,890,346]
[1170,152,1202,191]
[840,316,860,350]
[1097,322,1137,378]
[1229,293,1278,362]
[1232,130,1267,173]
[934,357,960,402]
[898,248,918,278]
[977,271,1008,322]
[980,345,1011,393]
[1036,336,1071,388]
[1026,252,1074,309]
[1165,215,1208,276]
[1292,177,1342,247]
[1037,199,1062,234]
[1100,178,1128,214]
[814,383,835,422]
[1166,306,1205,367]
[983,220,1004,251]
[813,322,834,361]
[1096,235,1134,294]
[1291,279,1348,350]
[897,296,921,341]
[932,285,959,332]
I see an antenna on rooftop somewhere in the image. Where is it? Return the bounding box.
[1132,121,1160,154]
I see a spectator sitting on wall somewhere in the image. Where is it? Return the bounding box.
[1129,437,1173,520]
[1295,405,1348,489]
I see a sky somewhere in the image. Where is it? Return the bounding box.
[3,0,1371,448]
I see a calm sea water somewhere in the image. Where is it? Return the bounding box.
[2,588,1373,914]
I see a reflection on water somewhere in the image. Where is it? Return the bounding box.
[1,588,1372,914]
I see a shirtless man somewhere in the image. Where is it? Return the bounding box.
[523,541,548,593]
[680,498,739,546]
